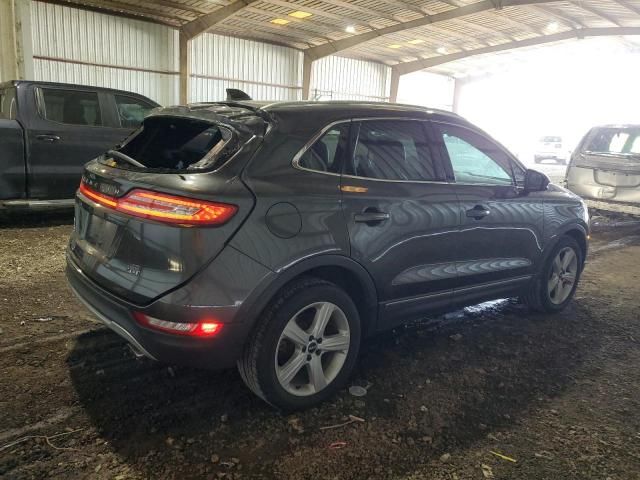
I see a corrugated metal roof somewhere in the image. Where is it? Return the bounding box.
[42,0,640,75]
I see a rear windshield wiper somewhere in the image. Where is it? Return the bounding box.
[107,149,146,169]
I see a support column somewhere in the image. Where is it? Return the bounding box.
[389,68,400,103]
[179,31,190,105]
[0,0,33,83]
[302,53,313,100]
[452,77,464,114]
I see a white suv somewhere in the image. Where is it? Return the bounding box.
[534,136,568,165]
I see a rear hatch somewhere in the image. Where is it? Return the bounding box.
[68,104,267,305]
[566,126,640,202]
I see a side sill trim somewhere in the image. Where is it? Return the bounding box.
[454,275,533,295]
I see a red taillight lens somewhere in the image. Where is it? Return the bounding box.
[133,312,222,338]
[79,181,237,226]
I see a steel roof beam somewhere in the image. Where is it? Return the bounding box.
[304,0,563,61]
[181,0,256,40]
[393,26,640,75]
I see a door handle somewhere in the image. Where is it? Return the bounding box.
[36,134,61,143]
[466,205,491,219]
[354,209,390,225]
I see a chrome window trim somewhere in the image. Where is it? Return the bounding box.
[291,119,350,177]
[291,116,452,184]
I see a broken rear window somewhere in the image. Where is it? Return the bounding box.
[585,127,640,155]
[114,116,240,171]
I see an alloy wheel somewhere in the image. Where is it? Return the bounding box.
[275,302,350,396]
[548,246,578,305]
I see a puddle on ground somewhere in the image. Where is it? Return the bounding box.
[590,235,640,254]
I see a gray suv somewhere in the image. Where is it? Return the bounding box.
[66,101,589,410]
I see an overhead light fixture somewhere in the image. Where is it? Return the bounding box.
[345,25,356,33]
[407,39,425,45]
[270,18,290,25]
[437,46,447,54]
[289,10,312,19]
[388,44,403,49]
[546,21,559,32]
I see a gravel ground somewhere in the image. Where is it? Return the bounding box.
[1,211,640,480]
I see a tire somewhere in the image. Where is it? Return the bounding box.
[523,235,583,313]
[534,158,541,164]
[558,159,567,165]
[237,277,361,410]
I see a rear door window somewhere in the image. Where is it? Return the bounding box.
[115,116,238,171]
[39,88,102,126]
[347,120,444,181]
[115,95,155,128]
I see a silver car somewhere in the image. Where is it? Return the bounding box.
[565,125,640,216]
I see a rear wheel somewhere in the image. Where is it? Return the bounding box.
[523,235,583,313]
[238,277,361,410]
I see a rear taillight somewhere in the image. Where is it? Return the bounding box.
[133,312,222,338]
[79,181,237,226]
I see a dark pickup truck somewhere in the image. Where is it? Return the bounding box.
[0,80,158,210]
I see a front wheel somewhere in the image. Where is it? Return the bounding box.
[523,236,583,313]
[238,278,361,410]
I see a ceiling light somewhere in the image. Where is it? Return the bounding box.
[270,18,290,25]
[345,25,356,33]
[437,46,447,54]
[546,21,559,32]
[388,44,403,49]
[289,10,312,19]
[407,39,425,45]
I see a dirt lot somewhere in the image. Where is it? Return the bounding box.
[1,212,640,480]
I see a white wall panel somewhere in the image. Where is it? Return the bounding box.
[311,56,391,102]
[31,1,179,105]
[190,33,303,102]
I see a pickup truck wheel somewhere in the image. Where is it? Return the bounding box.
[523,235,583,313]
[237,277,361,410]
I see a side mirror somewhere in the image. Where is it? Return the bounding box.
[524,169,550,192]
[524,169,551,192]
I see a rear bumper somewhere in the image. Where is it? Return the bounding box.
[66,253,260,370]
[583,199,640,216]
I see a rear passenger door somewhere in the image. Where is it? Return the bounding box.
[26,86,123,199]
[429,121,543,303]
[340,119,460,328]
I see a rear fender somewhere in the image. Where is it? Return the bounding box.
[237,254,379,337]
